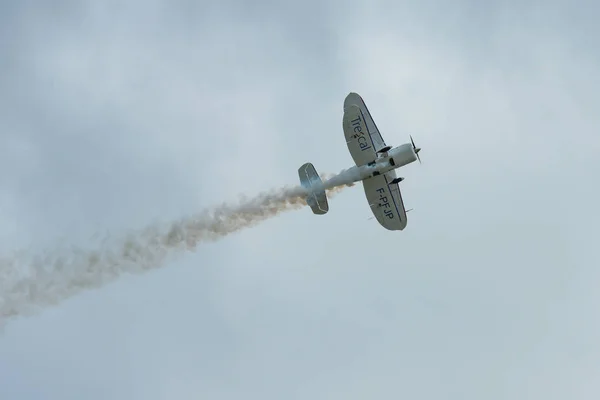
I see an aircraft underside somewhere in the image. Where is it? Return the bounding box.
[297,92,421,231]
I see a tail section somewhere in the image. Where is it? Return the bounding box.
[298,162,329,215]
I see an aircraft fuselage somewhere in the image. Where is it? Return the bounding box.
[347,142,419,182]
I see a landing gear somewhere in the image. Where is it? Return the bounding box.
[376,145,392,154]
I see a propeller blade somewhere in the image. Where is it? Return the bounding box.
[410,135,422,163]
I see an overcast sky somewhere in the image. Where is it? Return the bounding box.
[1,0,599,399]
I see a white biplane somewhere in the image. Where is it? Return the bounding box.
[298,92,422,231]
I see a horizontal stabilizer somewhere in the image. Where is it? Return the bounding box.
[298,162,329,215]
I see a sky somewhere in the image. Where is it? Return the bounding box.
[1,0,599,399]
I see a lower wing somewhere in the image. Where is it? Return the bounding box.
[342,92,387,166]
[343,104,377,166]
[363,169,408,231]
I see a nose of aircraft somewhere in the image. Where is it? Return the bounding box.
[410,135,422,164]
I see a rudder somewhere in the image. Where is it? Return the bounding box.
[298,162,329,215]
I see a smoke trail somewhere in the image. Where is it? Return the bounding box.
[0,171,356,325]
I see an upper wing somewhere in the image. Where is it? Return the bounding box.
[342,92,387,166]
[363,169,408,231]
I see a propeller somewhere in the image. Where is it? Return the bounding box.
[410,135,422,163]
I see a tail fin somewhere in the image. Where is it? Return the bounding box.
[298,162,329,215]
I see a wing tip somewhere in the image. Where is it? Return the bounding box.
[344,92,362,109]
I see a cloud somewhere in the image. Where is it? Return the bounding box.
[1,1,599,399]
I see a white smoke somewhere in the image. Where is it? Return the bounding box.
[0,171,357,325]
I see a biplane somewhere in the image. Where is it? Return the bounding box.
[298,92,422,231]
